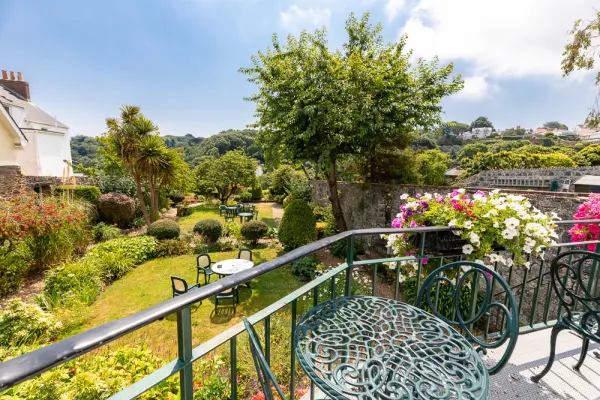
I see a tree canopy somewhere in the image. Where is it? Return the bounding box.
[543,121,569,130]
[470,116,494,129]
[241,12,463,230]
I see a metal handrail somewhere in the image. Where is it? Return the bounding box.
[0,219,595,390]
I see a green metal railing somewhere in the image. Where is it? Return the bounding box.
[0,221,599,399]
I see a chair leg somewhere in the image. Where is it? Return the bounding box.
[204,274,209,285]
[573,338,590,371]
[531,324,566,383]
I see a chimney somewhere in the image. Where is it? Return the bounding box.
[0,70,31,101]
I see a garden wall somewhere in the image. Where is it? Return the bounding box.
[462,166,600,190]
[0,165,26,197]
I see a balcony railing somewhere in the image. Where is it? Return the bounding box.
[0,220,599,399]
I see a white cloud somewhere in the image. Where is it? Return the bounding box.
[454,75,499,100]
[280,5,332,29]
[385,0,406,21]
[400,0,598,98]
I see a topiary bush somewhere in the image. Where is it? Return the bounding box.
[55,185,102,203]
[278,199,316,250]
[98,192,136,227]
[193,219,223,243]
[250,185,263,201]
[147,219,181,240]
[291,256,319,281]
[238,191,253,203]
[240,220,269,244]
[168,193,185,206]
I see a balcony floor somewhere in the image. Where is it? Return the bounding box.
[302,327,600,400]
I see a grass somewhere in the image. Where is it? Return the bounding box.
[65,247,303,359]
[178,202,278,232]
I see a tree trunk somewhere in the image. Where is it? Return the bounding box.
[135,175,151,226]
[327,157,347,232]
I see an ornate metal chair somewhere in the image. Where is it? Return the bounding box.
[243,318,288,400]
[170,276,200,299]
[195,253,215,285]
[416,260,519,375]
[532,250,600,382]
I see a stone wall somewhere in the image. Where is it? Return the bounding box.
[0,166,26,197]
[462,166,600,190]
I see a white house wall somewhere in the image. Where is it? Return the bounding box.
[0,117,19,166]
[35,131,71,176]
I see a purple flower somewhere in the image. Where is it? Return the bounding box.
[416,193,422,198]
[392,218,402,228]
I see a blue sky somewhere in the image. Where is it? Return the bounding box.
[1,0,598,137]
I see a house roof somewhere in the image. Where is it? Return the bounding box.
[0,85,68,129]
[574,175,600,186]
[0,104,27,145]
[444,168,463,177]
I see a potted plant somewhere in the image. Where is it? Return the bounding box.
[385,189,558,277]
[569,193,600,251]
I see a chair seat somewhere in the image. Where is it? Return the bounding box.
[217,288,235,298]
[561,312,600,341]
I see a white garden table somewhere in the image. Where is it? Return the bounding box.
[211,259,254,276]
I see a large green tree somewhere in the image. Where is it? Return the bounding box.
[241,13,463,231]
[195,150,256,204]
[470,116,494,129]
[543,121,568,130]
[562,11,600,127]
[416,150,452,186]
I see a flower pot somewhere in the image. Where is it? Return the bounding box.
[409,230,468,254]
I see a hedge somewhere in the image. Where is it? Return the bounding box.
[240,220,269,244]
[193,219,223,243]
[55,185,102,203]
[98,193,136,227]
[278,199,316,250]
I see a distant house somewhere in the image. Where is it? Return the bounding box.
[534,127,548,135]
[461,127,492,140]
[0,70,71,177]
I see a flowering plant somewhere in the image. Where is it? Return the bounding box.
[569,193,600,251]
[385,189,558,278]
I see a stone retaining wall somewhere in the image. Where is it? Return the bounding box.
[463,166,600,190]
[0,166,26,197]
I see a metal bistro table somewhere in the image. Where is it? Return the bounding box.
[211,258,254,276]
[238,212,254,223]
[295,296,490,400]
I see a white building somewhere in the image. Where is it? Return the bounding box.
[462,127,493,140]
[0,71,71,177]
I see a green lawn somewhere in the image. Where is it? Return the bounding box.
[68,247,302,359]
[178,202,277,232]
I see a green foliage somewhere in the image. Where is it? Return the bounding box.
[250,185,263,200]
[0,299,63,346]
[55,185,102,203]
[330,238,357,259]
[258,173,272,190]
[194,129,263,164]
[578,144,600,166]
[416,149,451,186]
[43,261,103,308]
[470,116,494,129]
[444,121,470,136]
[92,222,121,242]
[70,135,101,168]
[223,220,242,241]
[543,121,568,130]
[153,239,191,258]
[98,192,136,227]
[278,200,316,250]
[463,150,577,175]
[193,219,223,243]
[169,192,185,206]
[291,256,319,281]
[240,220,269,244]
[269,165,296,197]
[0,249,27,297]
[2,345,179,399]
[97,173,137,198]
[457,143,489,160]
[87,250,136,282]
[238,190,252,202]
[88,236,158,265]
[147,219,181,240]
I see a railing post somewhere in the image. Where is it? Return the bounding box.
[345,236,354,296]
[176,306,194,400]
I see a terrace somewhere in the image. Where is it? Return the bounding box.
[0,221,599,399]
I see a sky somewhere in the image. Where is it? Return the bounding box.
[1,0,598,137]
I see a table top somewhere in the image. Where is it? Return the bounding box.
[211,258,254,275]
[238,212,254,217]
[295,296,489,400]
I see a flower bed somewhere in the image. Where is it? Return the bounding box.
[569,193,600,251]
[386,189,558,279]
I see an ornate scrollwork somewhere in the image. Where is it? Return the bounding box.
[296,296,489,400]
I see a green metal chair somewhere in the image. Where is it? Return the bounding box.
[416,260,519,375]
[170,276,200,299]
[532,250,600,382]
[219,205,228,217]
[238,248,253,287]
[243,318,288,400]
[215,286,239,312]
[195,253,215,285]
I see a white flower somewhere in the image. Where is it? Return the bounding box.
[469,232,480,245]
[493,222,500,228]
[461,265,470,273]
[423,193,432,200]
[490,254,506,264]
[505,258,514,267]
[448,219,458,227]
[504,217,520,230]
[517,210,530,220]
[523,245,532,254]
[462,244,474,255]
[457,188,466,194]
[551,212,561,220]
[524,261,531,270]
[497,204,507,210]
[474,259,485,265]
[473,193,485,201]
[464,221,473,229]
[525,237,536,247]
[501,229,517,240]
[400,193,409,200]
[491,189,501,194]
[536,245,545,254]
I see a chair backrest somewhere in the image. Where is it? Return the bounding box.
[416,261,519,375]
[197,253,211,269]
[243,319,287,400]
[171,276,189,297]
[238,248,252,261]
[550,250,600,322]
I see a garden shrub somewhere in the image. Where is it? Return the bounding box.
[87,249,136,281]
[97,173,137,198]
[240,220,269,244]
[98,192,136,227]
[0,299,63,346]
[0,249,27,298]
[193,219,223,243]
[223,220,242,240]
[250,185,263,201]
[278,200,316,250]
[238,190,253,203]
[55,185,102,203]
[87,236,158,265]
[169,192,185,206]
[291,256,319,281]
[153,239,190,258]
[43,261,103,308]
[92,222,121,242]
[147,219,181,240]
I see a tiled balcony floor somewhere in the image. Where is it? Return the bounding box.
[302,327,600,399]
